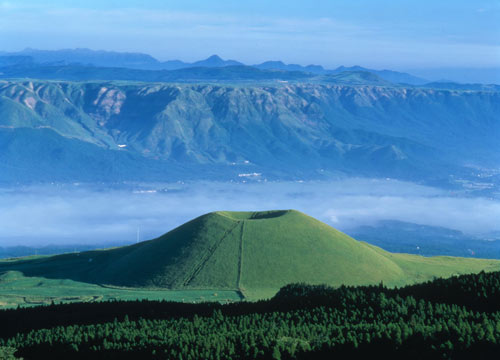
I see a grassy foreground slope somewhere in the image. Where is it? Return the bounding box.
[0,271,241,308]
[1,210,499,301]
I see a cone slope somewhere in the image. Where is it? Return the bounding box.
[2,210,499,299]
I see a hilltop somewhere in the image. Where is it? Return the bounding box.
[1,210,499,300]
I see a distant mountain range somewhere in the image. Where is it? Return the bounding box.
[2,48,499,91]
[0,48,429,85]
[0,63,314,83]
[0,79,498,185]
[2,62,498,92]
[0,48,498,185]
[351,220,500,259]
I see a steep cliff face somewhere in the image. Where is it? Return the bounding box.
[0,80,498,183]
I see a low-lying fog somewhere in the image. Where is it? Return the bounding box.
[1,179,500,247]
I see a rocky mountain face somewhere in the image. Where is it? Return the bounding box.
[0,80,498,183]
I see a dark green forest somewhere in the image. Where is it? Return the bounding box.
[2,271,500,359]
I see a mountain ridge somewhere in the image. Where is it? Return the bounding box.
[5,48,499,87]
[1,79,498,184]
[1,48,429,84]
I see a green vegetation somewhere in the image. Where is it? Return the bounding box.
[0,271,240,308]
[1,210,499,304]
[0,347,22,360]
[2,271,500,359]
[1,79,499,184]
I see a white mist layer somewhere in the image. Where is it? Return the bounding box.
[1,179,499,246]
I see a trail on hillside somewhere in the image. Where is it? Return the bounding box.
[237,221,245,292]
[181,221,241,287]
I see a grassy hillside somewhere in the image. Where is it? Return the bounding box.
[1,210,499,301]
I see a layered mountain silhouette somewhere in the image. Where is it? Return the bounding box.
[5,48,499,85]
[0,48,428,84]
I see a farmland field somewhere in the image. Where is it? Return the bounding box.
[0,271,241,308]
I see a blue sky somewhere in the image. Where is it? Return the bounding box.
[1,0,499,71]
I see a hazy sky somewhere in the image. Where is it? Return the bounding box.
[1,0,499,70]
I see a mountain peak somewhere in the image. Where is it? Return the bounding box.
[191,54,243,68]
[206,54,223,61]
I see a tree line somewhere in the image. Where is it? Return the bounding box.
[2,271,500,359]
